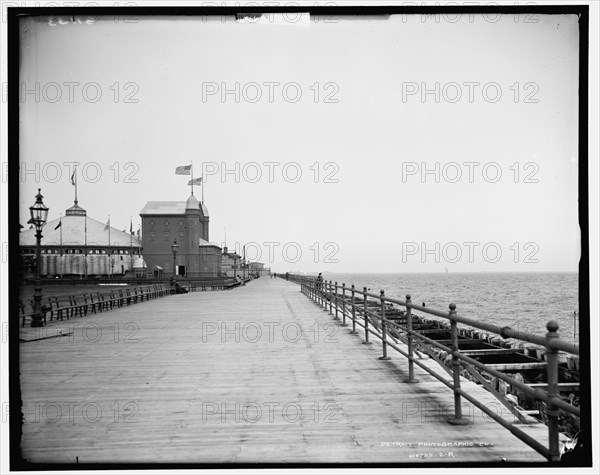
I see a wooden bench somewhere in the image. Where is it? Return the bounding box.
[20,282,202,328]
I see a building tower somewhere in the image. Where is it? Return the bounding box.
[140,194,221,278]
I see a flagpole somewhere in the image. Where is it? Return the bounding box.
[130,216,133,274]
[108,215,111,277]
[84,216,88,278]
[202,176,204,204]
[191,161,194,196]
[74,167,78,205]
[59,214,63,278]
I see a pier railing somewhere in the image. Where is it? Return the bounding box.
[285,274,580,462]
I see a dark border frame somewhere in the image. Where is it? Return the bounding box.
[7,4,591,471]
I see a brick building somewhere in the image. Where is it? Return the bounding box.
[140,194,222,278]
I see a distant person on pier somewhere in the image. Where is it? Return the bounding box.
[316,273,323,290]
[285,272,289,281]
[175,282,188,294]
[422,302,426,307]
[170,277,188,294]
[274,272,277,279]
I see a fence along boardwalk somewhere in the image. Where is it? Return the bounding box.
[19,278,549,464]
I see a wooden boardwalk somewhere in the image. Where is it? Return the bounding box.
[19,278,549,464]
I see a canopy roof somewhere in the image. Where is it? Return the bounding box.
[20,213,141,248]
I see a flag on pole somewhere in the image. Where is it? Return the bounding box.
[104,217,110,231]
[187,177,203,186]
[71,167,79,204]
[130,218,133,234]
[175,165,192,175]
[54,220,62,230]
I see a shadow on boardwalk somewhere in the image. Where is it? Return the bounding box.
[19,278,548,464]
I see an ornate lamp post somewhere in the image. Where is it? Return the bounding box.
[28,189,49,327]
[171,240,179,278]
[242,245,246,281]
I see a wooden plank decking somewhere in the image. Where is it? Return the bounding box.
[19,278,549,464]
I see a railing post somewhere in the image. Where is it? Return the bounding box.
[334,282,339,320]
[447,303,469,425]
[404,294,418,383]
[362,287,371,345]
[328,281,333,315]
[350,285,358,334]
[341,283,348,326]
[379,290,391,360]
[545,320,561,461]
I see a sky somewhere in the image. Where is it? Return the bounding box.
[16,11,583,273]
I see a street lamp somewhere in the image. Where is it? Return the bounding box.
[242,245,246,281]
[171,240,179,278]
[28,189,49,327]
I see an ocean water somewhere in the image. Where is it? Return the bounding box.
[320,272,580,345]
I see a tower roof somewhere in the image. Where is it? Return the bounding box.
[140,200,209,217]
[185,194,200,210]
